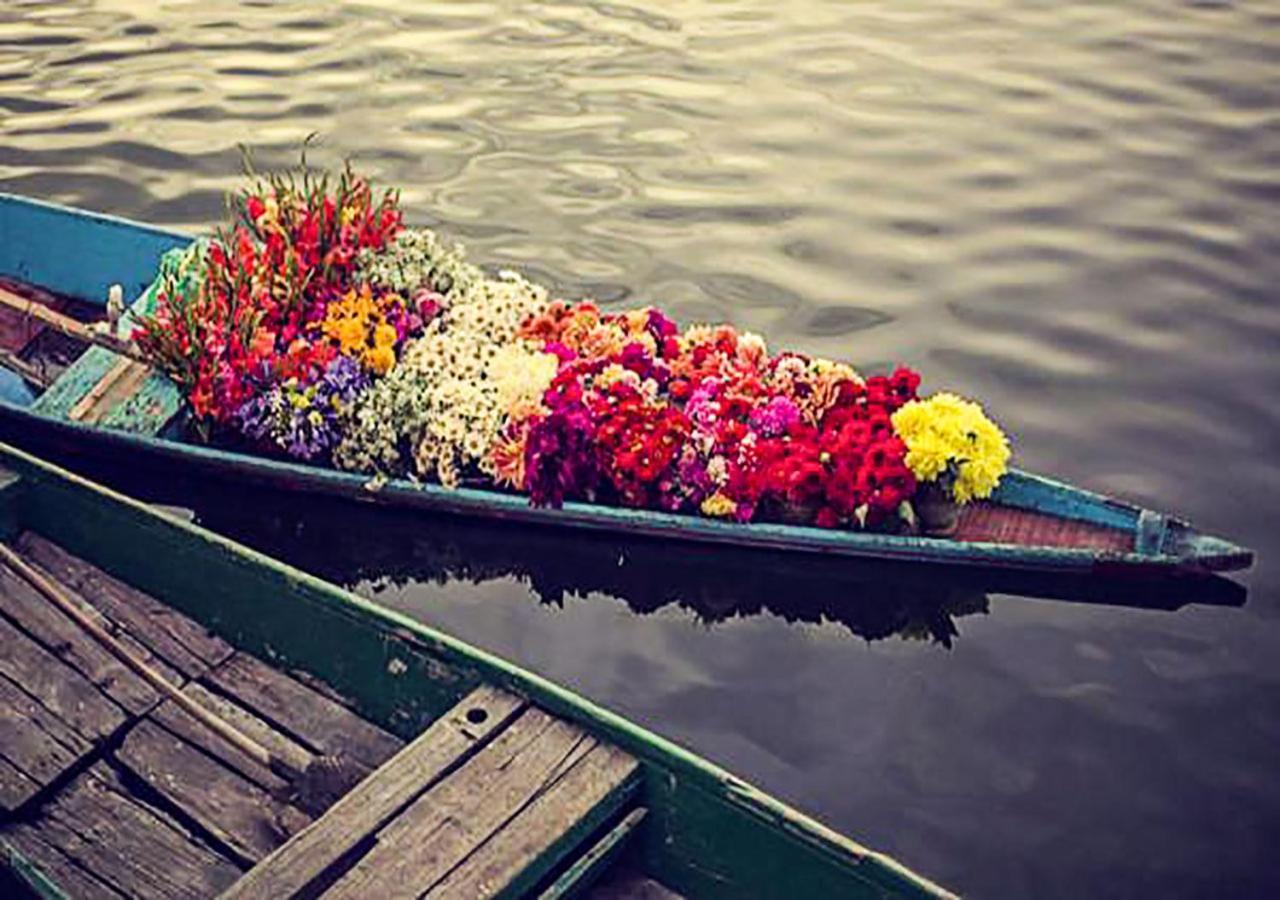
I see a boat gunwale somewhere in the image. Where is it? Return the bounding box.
[0,397,1253,575]
[0,191,1253,575]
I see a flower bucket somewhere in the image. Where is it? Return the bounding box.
[914,482,960,536]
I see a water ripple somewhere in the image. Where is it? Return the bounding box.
[3,1,1280,896]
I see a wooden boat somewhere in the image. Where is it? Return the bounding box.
[0,439,954,898]
[0,192,1253,577]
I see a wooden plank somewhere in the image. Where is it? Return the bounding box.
[953,503,1133,553]
[0,673,90,810]
[0,613,125,744]
[150,681,313,796]
[0,278,67,354]
[29,761,242,899]
[326,708,637,899]
[68,358,151,425]
[205,653,402,770]
[0,752,43,812]
[32,345,183,436]
[427,742,640,899]
[2,828,124,899]
[537,808,648,900]
[0,559,179,715]
[115,719,309,867]
[221,685,524,900]
[17,532,234,676]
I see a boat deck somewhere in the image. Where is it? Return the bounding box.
[0,529,666,899]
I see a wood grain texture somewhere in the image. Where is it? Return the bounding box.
[24,761,241,899]
[17,531,233,676]
[68,358,139,423]
[206,652,402,769]
[2,827,124,899]
[0,276,65,354]
[537,808,648,900]
[0,672,91,809]
[116,718,309,867]
[954,503,1134,553]
[428,742,639,899]
[0,559,173,714]
[327,707,638,900]
[151,680,313,795]
[0,612,125,744]
[0,750,43,812]
[0,438,959,899]
[222,684,524,900]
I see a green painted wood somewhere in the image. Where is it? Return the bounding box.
[0,440,955,898]
[31,349,181,435]
[1135,510,1168,556]
[537,808,648,900]
[0,465,20,540]
[0,838,74,900]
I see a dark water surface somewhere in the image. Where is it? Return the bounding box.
[4,2,1279,896]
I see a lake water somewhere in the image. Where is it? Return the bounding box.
[3,1,1279,896]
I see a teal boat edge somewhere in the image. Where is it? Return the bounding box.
[0,192,1254,575]
[0,440,956,899]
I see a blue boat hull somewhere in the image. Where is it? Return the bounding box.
[0,193,1253,576]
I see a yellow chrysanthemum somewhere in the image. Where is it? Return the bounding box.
[891,393,1011,504]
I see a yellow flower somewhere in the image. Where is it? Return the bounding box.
[700,492,738,519]
[373,323,398,350]
[892,393,1010,504]
[365,345,396,376]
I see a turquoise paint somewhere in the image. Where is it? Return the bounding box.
[0,192,1254,575]
[0,194,190,304]
[0,396,1255,573]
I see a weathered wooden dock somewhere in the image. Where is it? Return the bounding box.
[0,529,658,899]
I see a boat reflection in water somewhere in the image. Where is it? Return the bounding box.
[140,473,1247,651]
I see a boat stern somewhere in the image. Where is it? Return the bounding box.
[1165,520,1254,574]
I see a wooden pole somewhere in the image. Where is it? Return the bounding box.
[0,542,280,772]
[0,286,151,365]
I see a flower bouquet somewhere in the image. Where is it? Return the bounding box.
[891,394,1011,534]
[133,158,1013,535]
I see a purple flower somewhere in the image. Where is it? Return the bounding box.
[233,355,369,463]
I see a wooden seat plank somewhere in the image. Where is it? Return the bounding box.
[536,808,648,900]
[150,681,314,796]
[18,532,234,676]
[0,673,91,809]
[221,685,525,900]
[33,344,184,437]
[0,557,180,714]
[205,653,402,770]
[23,761,242,899]
[428,742,640,899]
[116,719,310,867]
[0,613,125,744]
[325,707,639,900]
